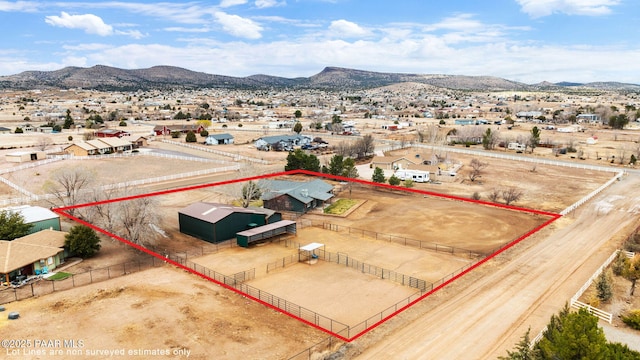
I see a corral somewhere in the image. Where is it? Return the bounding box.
[46,171,554,343]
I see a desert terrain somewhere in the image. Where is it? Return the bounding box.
[1,87,640,359]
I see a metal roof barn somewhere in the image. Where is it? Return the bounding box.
[178,202,281,244]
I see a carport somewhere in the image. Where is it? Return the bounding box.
[236,220,297,248]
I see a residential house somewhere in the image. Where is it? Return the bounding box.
[255,134,311,151]
[205,133,234,145]
[262,179,334,213]
[95,129,131,138]
[0,229,68,284]
[132,136,149,148]
[576,114,602,124]
[153,124,205,136]
[63,137,133,156]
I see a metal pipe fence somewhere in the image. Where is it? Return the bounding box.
[301,220,482,257]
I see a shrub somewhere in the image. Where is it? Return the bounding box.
[622,310,640,330]
[388,175,401,186]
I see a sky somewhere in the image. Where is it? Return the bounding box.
[1,0,639,84]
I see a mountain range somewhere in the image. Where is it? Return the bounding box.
[0,65,638,92]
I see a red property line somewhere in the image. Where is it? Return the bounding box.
[52,170,561,342]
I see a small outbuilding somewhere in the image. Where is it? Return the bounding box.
[236,220,297,248]
[178,202,282,244]
[5,151,46,163]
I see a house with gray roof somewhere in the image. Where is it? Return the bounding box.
[254,134,311,151]
[205,133,234,145]
[262,179,334,213]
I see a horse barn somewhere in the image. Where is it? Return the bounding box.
[178,202,286,244]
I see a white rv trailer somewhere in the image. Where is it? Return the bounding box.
[394,169,430,183]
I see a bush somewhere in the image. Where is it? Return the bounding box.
[622,310,640,330]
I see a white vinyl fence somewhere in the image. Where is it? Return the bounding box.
[531,249,635,347]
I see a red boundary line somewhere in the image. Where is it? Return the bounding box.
[52,169,560,342]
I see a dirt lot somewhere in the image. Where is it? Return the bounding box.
[0,266,331,360]
[1,127,636,359]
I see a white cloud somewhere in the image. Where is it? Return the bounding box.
[45,12,114,36]
[423,13,484,32]
[255,0,286,8]
[116,29,146,39]
[219,0,248,7]
[214,11,263,39]
[0,0,37,12]
[516,0,621,18]
[45,11,146,39]
[164,26,211,33]
[329,19,370,38]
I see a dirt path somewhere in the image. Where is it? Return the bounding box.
[350,174,640,359]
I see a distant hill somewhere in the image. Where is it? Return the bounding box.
[0,65,638,92]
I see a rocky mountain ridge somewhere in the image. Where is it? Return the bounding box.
[0,65,638,92]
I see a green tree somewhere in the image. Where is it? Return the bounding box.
[0,210,33,240]
[327,154,344,175]
[342,158,358,178]
[293,122,303,134]
[64,225,101,258]
[119,120,127,126]
[482,128,493,150]
[372,167,386,183]
[499,327,540,360]
[529,126,541,151]
[404,179,414,188]
[294,110,302,118]
[596,270,613,302]
[63,109,74,129]
[388,175,401,186]
[185,130,197,143]
[285,149,320,172]
[14,127,23,133]
[536,306,621,359]
[609,114,629,130]
[171,131,181,138]
[200,129,209,138]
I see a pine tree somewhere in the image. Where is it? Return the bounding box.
[596,270,613,302]
[371,167,385,183]
[499,327,540,360]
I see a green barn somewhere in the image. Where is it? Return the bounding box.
[2,205,61,234]
[178,202,281,244]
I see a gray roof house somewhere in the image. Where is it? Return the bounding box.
[262,179,334,213]
[255,134,311,151]
[205,133,234,145]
